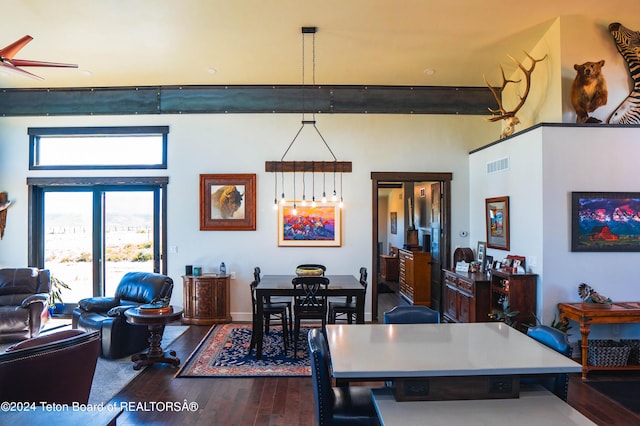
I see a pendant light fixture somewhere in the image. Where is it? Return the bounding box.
[266,26,351,212]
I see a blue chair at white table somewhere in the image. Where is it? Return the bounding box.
[521,325,572,401]
[383,305,440,324]
[308,328,379,426]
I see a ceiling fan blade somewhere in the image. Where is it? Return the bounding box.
[0,62,44,80]
[0,35,33,60]
[10,59,77,68]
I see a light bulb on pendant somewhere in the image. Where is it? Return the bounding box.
[292,202,297,216]
[280,168,286,204]
[338,172,344,208]
[273,172,279,210]
[331,167,338,201]
[301,171,307,206]
[321,171,327,203]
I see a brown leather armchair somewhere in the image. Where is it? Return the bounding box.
[72,271,173,359]
[0,329,100,404]
[0,268,51,343]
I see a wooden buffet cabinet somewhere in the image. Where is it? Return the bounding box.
[398,249,431,307]
[442,269,491,323]
[182,274,232,325]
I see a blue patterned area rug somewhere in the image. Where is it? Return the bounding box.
[176,323,314,378]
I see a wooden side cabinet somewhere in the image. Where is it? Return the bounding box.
[489,269,537,331]
[182,274,232,325]
[442,269,491,323]
[380,254,399,282]
[398,249,431,307]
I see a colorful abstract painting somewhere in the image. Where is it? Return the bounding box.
[278,202,341,246]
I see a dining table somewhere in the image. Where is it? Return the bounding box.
[326,322,582,400]
[253,274,365,360]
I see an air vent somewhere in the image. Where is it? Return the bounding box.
[487,157,509,174]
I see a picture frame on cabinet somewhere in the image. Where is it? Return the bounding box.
[200,174,256,231]
[476,241,487,268]
[486,196,510,250]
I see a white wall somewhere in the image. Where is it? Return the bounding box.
[0,113,491,321]
[470,124,640,341]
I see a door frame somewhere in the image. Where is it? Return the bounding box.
[371,172,452,321]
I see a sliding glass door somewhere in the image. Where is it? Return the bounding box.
[31,182,166,303]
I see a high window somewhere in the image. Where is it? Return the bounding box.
[27,127,168,303]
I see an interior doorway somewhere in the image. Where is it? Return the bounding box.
[371,172,452,322]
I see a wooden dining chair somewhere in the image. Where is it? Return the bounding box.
[521,325,572,401]
[308,328,379,426]
[383,305,440,324]
[292,275,330,358]
[254,266,292,335]
[248,280,290,355]
[328,267,367,324]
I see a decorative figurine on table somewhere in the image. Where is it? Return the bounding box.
[139,296,172,314]
[578,283,612,307]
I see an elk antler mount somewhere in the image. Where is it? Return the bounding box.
[484,51,548,139]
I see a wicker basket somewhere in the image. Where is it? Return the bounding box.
[588,340,631,367]
[621,339,640,365]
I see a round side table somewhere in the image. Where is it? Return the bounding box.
[124,306,184,370]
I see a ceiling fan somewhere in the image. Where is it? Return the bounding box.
[0,35,77,80]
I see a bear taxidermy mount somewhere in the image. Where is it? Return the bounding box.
[571,60,608,123]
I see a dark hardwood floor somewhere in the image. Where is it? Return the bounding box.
[112,288,640,425]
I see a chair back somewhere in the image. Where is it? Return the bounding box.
[526,325,571,357]
[115,272,173,304]
[359,267,368,285]
[0,329,100,404]
[292,276,330,317]
[308,328,334,425]
[383,305,440,324]
[253,266,261,283]
[524,325,572,400]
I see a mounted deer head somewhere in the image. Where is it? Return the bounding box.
[484,51,548,138]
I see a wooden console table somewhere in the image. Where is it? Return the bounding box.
[558,301,640,379]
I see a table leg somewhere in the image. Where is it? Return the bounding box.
[579,323,591,379]
[131,324,180,370]
[255,291,264,360]
[356,292,365,324]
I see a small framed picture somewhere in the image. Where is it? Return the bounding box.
[484,255,493,272]
[476,241,487,269]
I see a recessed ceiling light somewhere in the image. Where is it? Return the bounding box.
[423,68,436,76]
[207,68,217,75]
[81,70,92,76]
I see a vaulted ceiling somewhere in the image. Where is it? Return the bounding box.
[2,1,638,91]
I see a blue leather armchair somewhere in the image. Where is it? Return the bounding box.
[72,271,173,359]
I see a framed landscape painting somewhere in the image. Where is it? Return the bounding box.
[278,202,341,246]
[571,191,640,252]
[485,196,510,250]
[200,174,256,231]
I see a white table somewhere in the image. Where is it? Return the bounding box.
[371,387,596,426]
[326,322,582,400]
[326,322,582,379]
